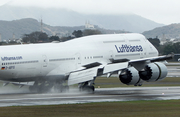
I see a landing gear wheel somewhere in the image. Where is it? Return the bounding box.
[29,86,36,92]
[29,81,53,93]
[54,83,69,93]
[59,86,69,92]
[80,86,95,93]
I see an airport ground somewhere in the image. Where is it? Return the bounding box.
[0,100,180,117]
[0,65,180,116]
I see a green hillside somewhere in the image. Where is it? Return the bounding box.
[0,18,127,41]
[143,23,180,39]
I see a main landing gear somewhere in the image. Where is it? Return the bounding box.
[54,81,69,93]
[78,81,95,93]
[29,80,69,93]
[29,80,53,93]
[29,79,95,94]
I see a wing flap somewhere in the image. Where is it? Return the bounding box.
[103,62,128,74]
[82,62,102,69]
[68,67,98,85]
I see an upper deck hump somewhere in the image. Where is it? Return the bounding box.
[65,33,146,44]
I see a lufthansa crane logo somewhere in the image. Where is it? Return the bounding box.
[115,45,143,53]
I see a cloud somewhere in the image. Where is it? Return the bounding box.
[9,0,130,14]
[0,0,12,6]
[5,0,180,24]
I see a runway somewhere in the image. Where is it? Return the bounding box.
[167,65,180,77]
[0,65,180,107]
[0,86,180,107]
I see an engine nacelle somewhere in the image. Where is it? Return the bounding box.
[119,67,142,86]
[139,62,167,82]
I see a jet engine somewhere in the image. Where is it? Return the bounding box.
[119,67,142,86]
[139,62,167,82]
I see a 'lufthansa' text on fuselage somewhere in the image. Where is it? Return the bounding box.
[115,45,143,53]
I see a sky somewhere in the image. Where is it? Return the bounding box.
[0,0,180,25]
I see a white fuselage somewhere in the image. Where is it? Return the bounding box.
[0,33,158,82]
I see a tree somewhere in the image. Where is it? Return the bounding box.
[22,34,28,43]
[9,40,17,44]
[22,31,49,43]
[49,36,60,42]
[173,42,180,53]
[39,32,49,42]
[148,37,160,47]
[60,36,72,42]
[83,29,102,36]
[158,41,180,55]
[147,37,163,54]
[72,30,83,38]
[162,42,174,55]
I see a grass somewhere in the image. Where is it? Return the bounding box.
[94,77,180,88]
[0,100,180,117]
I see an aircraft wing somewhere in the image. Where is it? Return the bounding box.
[68,61,129,85]
[129,54,173,71]
[68,54,173,85]
[130,54,173,63]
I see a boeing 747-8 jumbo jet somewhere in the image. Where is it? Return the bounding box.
[0,33,172,93]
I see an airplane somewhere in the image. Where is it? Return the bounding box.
[0,33,173,93]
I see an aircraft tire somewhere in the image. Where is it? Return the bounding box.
[54,84,69,93]
[80,86,95,93]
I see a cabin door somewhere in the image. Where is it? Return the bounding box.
[75,53,81,68]
[42,55,48,67]
[109,50,114,60]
